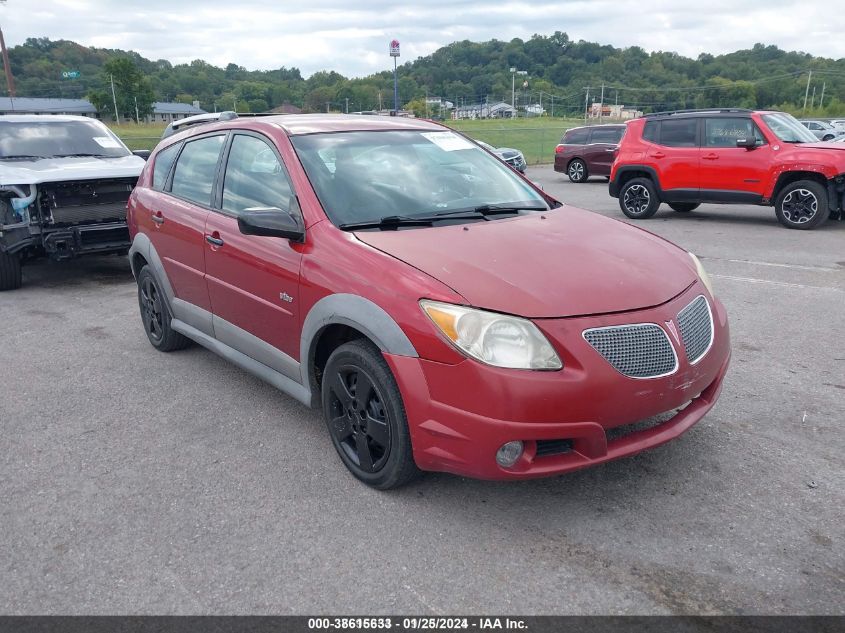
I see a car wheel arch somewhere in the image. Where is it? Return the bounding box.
[300,294,419,406]
[614,166,664,197]
[771,171,830,205]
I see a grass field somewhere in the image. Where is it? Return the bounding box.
[109,117,587,164]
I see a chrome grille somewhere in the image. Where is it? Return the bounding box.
[677,295,713,364]
[583,324,677,378]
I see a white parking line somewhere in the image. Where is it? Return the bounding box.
[707,258,842,273]
[712,274,844,292]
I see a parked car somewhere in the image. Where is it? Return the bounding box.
[554,124,625,182]
[128,113,730,489]
[476,140,527,172]
[798,119,843,141]
[0,115,147,290]
[829,119,845,132]
[610,108,845,229]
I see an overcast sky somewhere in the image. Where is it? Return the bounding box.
[2,0,843,78]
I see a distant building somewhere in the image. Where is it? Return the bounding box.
[589,103,643,120]
[146,101,205,123]
[270,103,302,115]
[453,101,515,120]
[0,97,98,116]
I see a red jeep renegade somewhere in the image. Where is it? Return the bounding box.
[610,109,845,229]
[128,113,730,489]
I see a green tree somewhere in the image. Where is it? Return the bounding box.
[96,57,155,122]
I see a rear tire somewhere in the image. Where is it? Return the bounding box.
[669,203,700,213]
[0,250,22,291]
[322,339,420,490]
[775,180,829,230]
[136,265,191,351]
[619,177,660,219]
[567,159,588,183]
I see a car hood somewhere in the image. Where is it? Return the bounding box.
[494,147,523,159]
[354,206,696,318]
[0,155,144,185]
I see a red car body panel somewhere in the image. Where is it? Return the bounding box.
[129,114,732,481]
[355,207,697,318]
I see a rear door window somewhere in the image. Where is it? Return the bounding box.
[152,143,180,191]
[563,128,589,144]
[659,119,698,147]
[170,135,225,206]
[589,127,623,144]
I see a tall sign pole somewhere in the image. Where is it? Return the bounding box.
[389,39,400,114]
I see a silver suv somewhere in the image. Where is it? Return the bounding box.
[799,119,844,141]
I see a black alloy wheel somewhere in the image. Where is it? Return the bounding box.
[136,265,191,351]
[775,180,829,230]
[326,364,392,473]
[619,177,660,219]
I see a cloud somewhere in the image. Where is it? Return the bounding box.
[2,0,843,78]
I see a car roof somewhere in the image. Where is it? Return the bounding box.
[567,123,625,131]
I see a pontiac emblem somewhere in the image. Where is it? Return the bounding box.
[665,319,680,345]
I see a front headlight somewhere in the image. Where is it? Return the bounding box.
[688,252,714,296]
[420,300,562,370]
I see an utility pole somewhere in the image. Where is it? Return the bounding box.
[110,74,121,124]
[326,101,330,113]
[820,82,826,109]
[599,83,605,124]
[550,94,554,118]
[803,70,812,113]
[810,85,816,110]
[584,87,590,124]
[0,18,16,97]
[134,96,139,124]
[345,97,349,114]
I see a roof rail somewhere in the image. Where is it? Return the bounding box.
[162,111,238,138]
[643,108,752,118]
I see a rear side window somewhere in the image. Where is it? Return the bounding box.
[590,127,624,144]
[643,121,659,143]
[222,134,294,215]
[170,135,225,206]
[563,128,589,144]
[659,119,698,147]
[152,143,179,191]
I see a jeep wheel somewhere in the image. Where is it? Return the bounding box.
[568,159,588,183]
[669,203,700,213]
[619,177,660,219]
[775,181,829,230]
[137,265,191,351]
[322,339,420,490]
[0,250,22,291]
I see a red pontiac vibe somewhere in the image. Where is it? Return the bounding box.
[127,113,731,489]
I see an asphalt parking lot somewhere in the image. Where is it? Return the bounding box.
[1,163,843,614]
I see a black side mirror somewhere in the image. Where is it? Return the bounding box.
[238,205,305,243]
[735,137,757,149]
[132,149,151,160]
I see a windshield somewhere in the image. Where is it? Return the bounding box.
[761,113,818,143]
[290,129,548,227]
[0,119,131,159]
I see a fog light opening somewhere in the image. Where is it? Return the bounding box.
[496,440,524,468]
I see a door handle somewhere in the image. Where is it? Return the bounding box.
[605,148,617,152]
[702,153,719,160]
[205,234,224,247]
[651,152,665,158]
[151,211,165,225]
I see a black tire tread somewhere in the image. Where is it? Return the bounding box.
[137,266,192,352]
[774,180,829,230]
[619,177,660,219]
[0,250,22,291]
[669,203,700,213]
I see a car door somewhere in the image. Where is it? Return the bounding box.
[699,117,769,203]
[648,117,700,199]
[203,131,304,380]
[585,126,623,175]
[144,134,225,326]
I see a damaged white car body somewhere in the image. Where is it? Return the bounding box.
[0,115,146,290]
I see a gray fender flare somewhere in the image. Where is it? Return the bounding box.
[128,233,175,305]
[300,293,419,398]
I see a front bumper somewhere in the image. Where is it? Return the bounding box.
[387,285,731,480]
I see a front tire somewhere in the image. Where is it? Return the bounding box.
[775,181,829,230]
[0,250,22,291]
[669,203,700,213]
[322,339,420,490]
[567,159,588,183]
[619,177,660,219]
[136,265,191,351]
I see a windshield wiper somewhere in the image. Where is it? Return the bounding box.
[433,203,548,218]
[49,153,114,158]
[0,154,49,160]
[339,215,437,231]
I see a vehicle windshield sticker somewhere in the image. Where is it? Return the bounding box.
[420,132,475,152]
[93,136,121,148]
